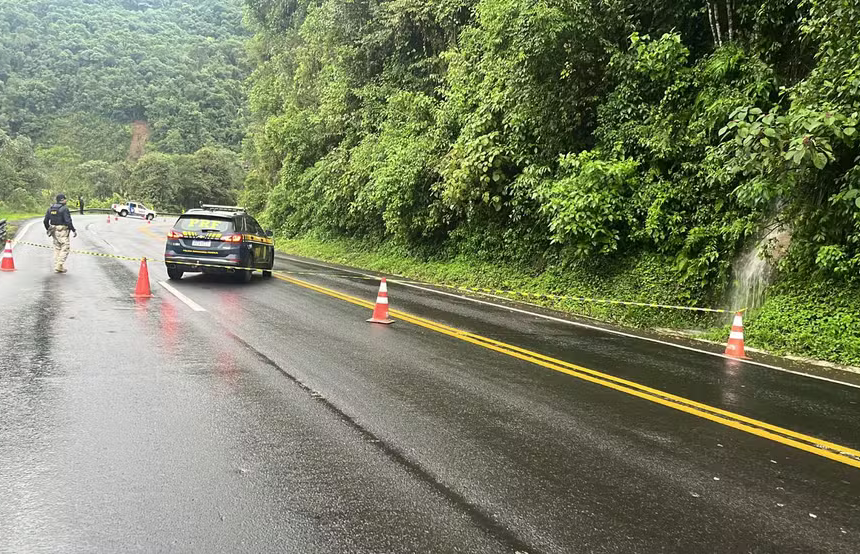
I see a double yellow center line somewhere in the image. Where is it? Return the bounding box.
[274,273,860,470]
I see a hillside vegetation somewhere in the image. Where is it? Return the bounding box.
[0,0,248,212]
[242,0,860,364]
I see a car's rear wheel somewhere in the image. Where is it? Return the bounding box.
[146,213,154,220]
[120,210,128,217]
[262,250,274,279]
[235,254,253,283]
[167,266,183,281]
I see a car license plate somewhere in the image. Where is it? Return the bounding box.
[191,240,212,247]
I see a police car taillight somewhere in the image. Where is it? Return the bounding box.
[167,230,182,239]
[222,233,243,243]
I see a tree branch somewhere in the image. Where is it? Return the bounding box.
[707,2,720,47]
[727,0,735,41]
[714,2,724,46]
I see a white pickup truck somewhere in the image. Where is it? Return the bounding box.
[111,201,157,220]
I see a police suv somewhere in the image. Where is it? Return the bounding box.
[164,205,275,282]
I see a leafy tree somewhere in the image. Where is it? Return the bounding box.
[176,146,242,208]
[716,0,860,277]
[128,153,180,210]
[78,160,124,199]
[0,128,46,210]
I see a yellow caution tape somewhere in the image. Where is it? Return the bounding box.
[438,285,742,314]
[14,240,743,313]
[16,241,143,262]
[14,240,361,276]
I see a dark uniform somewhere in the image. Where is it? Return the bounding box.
[44,194,77,273]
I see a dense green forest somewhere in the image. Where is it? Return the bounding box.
[243,0,860,287]
[242,0,860,363]
[0,0,248,212]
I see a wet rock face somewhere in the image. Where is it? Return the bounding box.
[767,227,792,263]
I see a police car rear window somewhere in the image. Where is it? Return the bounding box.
[176,216,234,233]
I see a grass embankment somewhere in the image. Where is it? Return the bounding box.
[746,282,860,366]
[277,235,860,367]
[0,212,40,221]
[0,212,41,240]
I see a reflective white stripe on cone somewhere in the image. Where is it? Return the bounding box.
[725,311,747,359]
[368,278,394,324]
[1,241,15,272]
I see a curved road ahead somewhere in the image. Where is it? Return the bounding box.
[1,215,859,552]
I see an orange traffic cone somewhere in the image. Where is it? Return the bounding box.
[725,311,747,359]
[107,215,111,224]
[367,278,394,324]
[131,258,154,298]
[1,241,15,272]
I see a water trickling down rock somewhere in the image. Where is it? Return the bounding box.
[728,226,791,312]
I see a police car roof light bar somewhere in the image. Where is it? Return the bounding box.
[199,204,247,213]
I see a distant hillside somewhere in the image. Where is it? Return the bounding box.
[0,0,249,212]
[0,0,249,156]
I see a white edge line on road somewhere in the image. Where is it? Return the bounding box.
[11,219,40,246]
[276,254,860,390]
[158,281,206,312]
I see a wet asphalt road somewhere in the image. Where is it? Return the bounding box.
[1,215,859,553]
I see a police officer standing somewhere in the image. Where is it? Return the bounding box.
[44,193,77,274]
